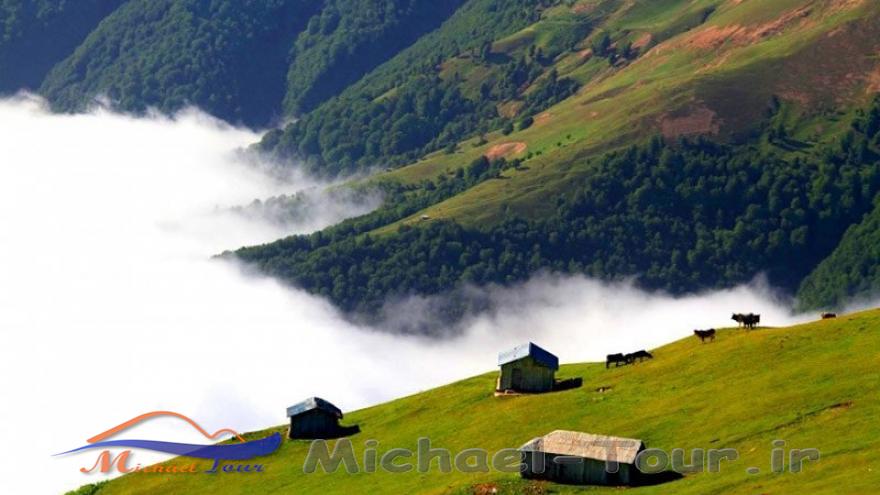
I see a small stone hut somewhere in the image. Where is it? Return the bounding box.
[520,430,645,486]
[497,342,559,393]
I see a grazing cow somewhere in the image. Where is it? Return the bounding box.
[606,353,627,368]
[629,350,654,363]
[821,312,837,319]
[694,329,716,342]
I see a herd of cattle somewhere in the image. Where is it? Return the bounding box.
[605,311,841,369]
[605,350,653,368]
[731,312,761,329]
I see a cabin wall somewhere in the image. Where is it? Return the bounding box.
[520,452,634,486]
[289,410,341,439]
[498,356,555,392]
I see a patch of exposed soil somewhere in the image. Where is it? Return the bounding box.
[472,483,498,495]
[571,1,595,14]
[632,32,653,50]
[827,0,866,13]
[534,112,553,126]
[485,142,527,160]
[682,4,813,50]
[497,100,524,119]
[867,64,880,93]
[660,106,720,138]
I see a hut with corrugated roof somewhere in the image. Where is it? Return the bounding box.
[286,397,360,440]
[497,342,559,393]
[519,430,645,486]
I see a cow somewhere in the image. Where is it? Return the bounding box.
[731,313,745,327]
[733,313,761,329]
[694,329,716,342]
[821,312,837,319]
[606,353,628,368]
[743,313,760,329]
[628,350,654,363]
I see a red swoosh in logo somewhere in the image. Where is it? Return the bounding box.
[87,411,247,444]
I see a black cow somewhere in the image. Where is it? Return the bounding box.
[628,350,654,363]
[606,353,627,368]
[743,313,760,329]
[694,329,716,342]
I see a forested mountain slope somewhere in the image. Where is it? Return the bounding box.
[237,104,880,327]
[798,200,880,310]
[39,0,321,126]
[282,0,468,115]
[0,0,126,93]
[261,0,554,172]
[238,0,880,325]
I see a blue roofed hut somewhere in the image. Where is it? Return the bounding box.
[497,342,559,393]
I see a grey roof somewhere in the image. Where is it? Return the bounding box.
[498,342,559,370]
[520,430,645,464]
[286,397,343,419]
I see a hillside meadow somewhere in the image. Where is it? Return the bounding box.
[78,309,880,494]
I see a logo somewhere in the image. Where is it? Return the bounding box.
[56,411,281,475]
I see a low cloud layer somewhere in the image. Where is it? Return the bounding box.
[0,96,840,493]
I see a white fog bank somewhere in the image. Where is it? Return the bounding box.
[0,97,829,493]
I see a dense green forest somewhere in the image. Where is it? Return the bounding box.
[237,99,880,321]
[797,199,880,310]
[6,0,563,130]
[0,0,125,93]
[282,0,466,115]
[794,101,880,309]
[40,0,322,126]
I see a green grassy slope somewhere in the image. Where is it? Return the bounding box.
[86,309,880,494]
[378,0,880,228]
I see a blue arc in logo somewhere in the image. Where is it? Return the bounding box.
[56,432,282,460]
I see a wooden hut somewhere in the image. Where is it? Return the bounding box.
[497,342,559,393]
[519,430,645,486]
[286,397,360,440]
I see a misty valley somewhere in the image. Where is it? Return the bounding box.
[2,0,880,494]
